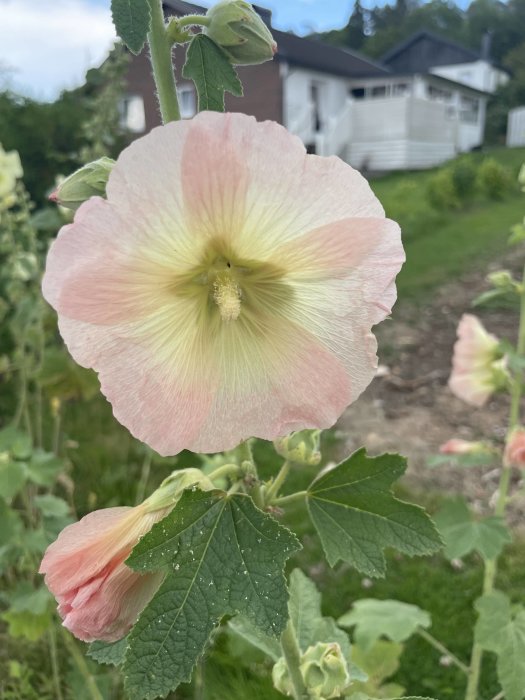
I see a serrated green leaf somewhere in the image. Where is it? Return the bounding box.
[182,34,243,112]
[34,494,70,518]
[434,498,512,561]
[111,0,151,54]
[88,638,129,666]
[0,427,32,459]
[0,458,27,500]
[306,449,442,577]
[228,616,281,660]
[475,591,512,653]
[123,489,300,699]
[2,609,52,641]
[8,582,52,615]
[338,599,431,651]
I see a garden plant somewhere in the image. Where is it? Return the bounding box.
[1,1,525,699]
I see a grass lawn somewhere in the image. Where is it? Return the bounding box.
[370,146,525,301]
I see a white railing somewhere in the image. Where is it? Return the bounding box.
[288,101,315,144]
[315,98,353,158]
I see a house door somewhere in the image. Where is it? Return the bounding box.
[310,82,324,133]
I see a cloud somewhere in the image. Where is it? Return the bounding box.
[0,0,116,100]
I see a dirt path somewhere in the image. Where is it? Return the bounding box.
[336,250,525,526]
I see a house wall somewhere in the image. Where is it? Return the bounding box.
[431,60,508,94]
[507,107,525,147]
[123,46,282,134]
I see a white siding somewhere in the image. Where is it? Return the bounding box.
[507,107,525,147]
[431,60,508,94]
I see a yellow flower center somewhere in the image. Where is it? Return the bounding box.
[213,271,242,321]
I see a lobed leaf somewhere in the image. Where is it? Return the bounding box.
[435,498,512,561]
[307,449,442,577]
[339,599,431,651]
[123,489,300,699]
[88,638,129,666]
[182,34,243,112]
[111,0,151,54]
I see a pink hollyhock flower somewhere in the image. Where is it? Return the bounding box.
[449,314,506,407]
[440,438,487,455]
[504,427,525,468]
[43,112,404,456]
[40,468,213,641]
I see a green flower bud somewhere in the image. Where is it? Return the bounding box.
[272,657,293,697]
[51,157,115,211]
[487,270,516,289]
[205,0,277,65]
[274,430,322,466]
[300,642,350,699]
[143,468,214,513]
[490,356,511,392]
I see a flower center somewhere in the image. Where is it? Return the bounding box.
[212,269,242,321]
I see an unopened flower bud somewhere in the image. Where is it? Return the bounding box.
[274,430,322,466]
[439,438,491,455]
[205,0,277,65]
[272,657,293,697]
[487,270,516,289]
[300,642,350,699]
[50,157,115,211]
[143,467,214,512]
[504,427,525,469]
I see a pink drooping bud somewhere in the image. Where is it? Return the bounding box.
[504,427,525,469]
[439,438,487,455]
[48,189,58,203]
[448,314,508,407]
[39,468,213,641]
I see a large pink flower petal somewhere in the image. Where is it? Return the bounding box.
[43,111,404,455]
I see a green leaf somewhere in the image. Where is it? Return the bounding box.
[228,616,281,661]
[475,592,525,700]
[34,494,70,518]
[26,449,65,487]
[306,449,442,577]
[88,638,129,666]
[8,582,52,615]
[111,0,151,54]
[123,489,300,699]
[2,609,52,641]
[497,611,525,700]
[348,640,404,697]
[434,498,512,561]
[0,426,32,459]
[426,452,495,469]
[338,599,431,651]
[182,34,243,112]
[0,458,27,500]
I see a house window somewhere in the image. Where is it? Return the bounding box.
[177,85,196,119]
[351,87,365,99]
[370,85,387,98]
[119,95,146,133]
[392,82,411,97]
[427,85,452,102]
[460,96,479,123]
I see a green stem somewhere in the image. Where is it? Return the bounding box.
[61,629,103,700]
[177,14,210,28]
[417,628,469,676]
[465,262,525,700]
[280,621,308,700]
[266,461,292,504]
[48,626,64,700]
[135,449,153,504]
[273,491,308,507]
[147,0,181,123]
[208,463,243,483]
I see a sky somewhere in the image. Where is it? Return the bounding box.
[0,0,468,101]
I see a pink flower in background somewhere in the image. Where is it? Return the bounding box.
[40,504,166,642]
[43,111,404,456]
[504,427,525,468]
[439,438,487,455]
[448,314,503,407]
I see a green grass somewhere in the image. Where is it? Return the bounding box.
[369,146,525,301]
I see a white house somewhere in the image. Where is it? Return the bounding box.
[124,5,509,171]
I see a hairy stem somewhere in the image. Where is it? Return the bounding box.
[280,621,308,700]
[147,0,181,122]
[208,463,244,483]
[266,460,291,504]
[273,491,308,507]
[48,626,64,700]
[61,629,103,700]
[465,262,525,700]
[177,14,210,28]
[417,628,469,675]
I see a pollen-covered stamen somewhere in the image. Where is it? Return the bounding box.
[213,272,242,321]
